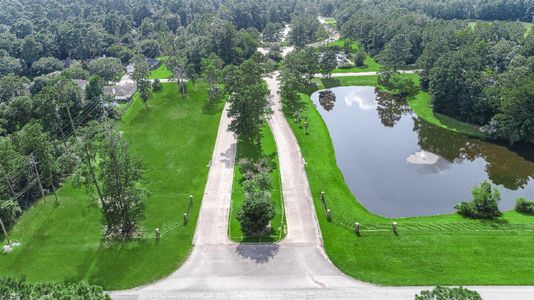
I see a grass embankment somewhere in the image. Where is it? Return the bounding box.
[287,75,534,285]
[0,82,223,289]
[408,92,487,139]
[229,125,286,243]
[325,39,381,73]
[149,57,172,79]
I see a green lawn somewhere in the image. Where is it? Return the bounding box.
[228,125,286,243]
[325,39,381,73]
[286,76,534,285]
[323,17,336,26]
[0,82,223,290]
[149,57,173,79]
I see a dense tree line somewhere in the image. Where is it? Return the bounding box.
[0,0,304,78]
[396,0,533,22]
[0,0,311,235]
[335,1,534,144]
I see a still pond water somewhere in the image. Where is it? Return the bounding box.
[311,86,534,217]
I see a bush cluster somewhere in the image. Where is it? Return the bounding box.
[515,197,534,215]
[415,286,482,300]
[0,277,110,299]
[0,200,22,228]
[455,181,502,219]
[236,157,275,236]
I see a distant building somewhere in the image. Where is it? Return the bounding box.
[125,63,135,75]
[103,82,137,102]
[147,58,160,70]
[335,53,351,65]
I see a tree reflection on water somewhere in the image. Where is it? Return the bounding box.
[375,89,411,127]
[319,90,336,111]
[413,117,534,190]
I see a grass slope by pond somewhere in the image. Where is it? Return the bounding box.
[408,92,487,139]
[228,125,286,243]
[0,82,223,290]
[288,75,534,285]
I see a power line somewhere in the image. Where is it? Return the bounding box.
[0,97,107,203]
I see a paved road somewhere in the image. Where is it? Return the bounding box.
[111,73,534,300]
[315,70,420,77]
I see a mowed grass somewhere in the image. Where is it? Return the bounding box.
[286,76,534,285]
[229,125,286,243]
[149,57,173,79]
[323,17,336,26]
[0,82,223,289]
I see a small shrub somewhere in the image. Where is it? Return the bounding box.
[152,78,162,91]
[455,181,502,219]
[0,200,22,228]
[515,197,534,215]
[355,47,366,67]
[415,286,482,300]
[338,63,354,69]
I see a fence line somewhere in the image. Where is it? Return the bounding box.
[328,209,534,235]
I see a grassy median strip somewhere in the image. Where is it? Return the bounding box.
[286,76,534,285]
[0,82,223,290]
[229,125,286,243]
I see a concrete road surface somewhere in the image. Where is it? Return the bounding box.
[111,73,534,300]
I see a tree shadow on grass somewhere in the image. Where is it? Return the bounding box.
[202,100,222,115]
[321,78,341,90]
[84,239,150,288]
[235,243,280,264]
[236,138,263,161]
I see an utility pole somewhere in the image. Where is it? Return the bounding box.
[55,104,68,149]
[30,154,46,203]
[66,103,77,138]
[0,217,11,244]
[83,142,104,204]
[4,176,15,197]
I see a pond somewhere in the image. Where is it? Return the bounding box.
[311,86,534,217]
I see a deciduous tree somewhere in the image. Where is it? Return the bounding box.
[225,55,271,145]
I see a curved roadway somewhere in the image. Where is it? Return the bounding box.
[112,73,534,299]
